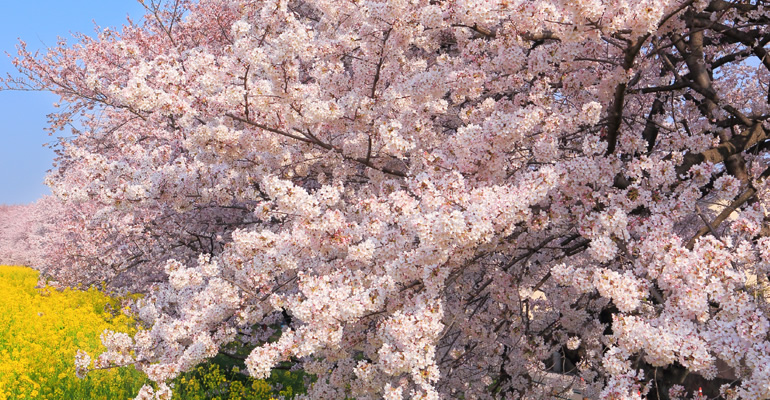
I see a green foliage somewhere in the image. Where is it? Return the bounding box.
[172,362,306,400]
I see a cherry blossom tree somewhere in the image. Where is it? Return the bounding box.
[8,0,770,398]
[0,196,60,268]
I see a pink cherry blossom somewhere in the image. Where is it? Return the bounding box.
[6,0,770,398]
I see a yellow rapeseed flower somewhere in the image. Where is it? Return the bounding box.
[0,265,147,399]
[0,265,306,399]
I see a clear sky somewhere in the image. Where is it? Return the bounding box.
[0,1,147,205]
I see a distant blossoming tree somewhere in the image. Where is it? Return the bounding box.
[0,197,60,268]
[8,0,770,398]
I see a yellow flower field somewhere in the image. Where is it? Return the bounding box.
[0,265,147,400]
[0,265,305,400]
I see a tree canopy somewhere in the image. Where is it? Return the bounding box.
[7,0,770,398]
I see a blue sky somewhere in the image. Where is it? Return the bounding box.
[0,1,147,205]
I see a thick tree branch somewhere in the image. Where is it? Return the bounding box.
[605,35,650,155]
[687,166,770,249]
[677,123,767,176]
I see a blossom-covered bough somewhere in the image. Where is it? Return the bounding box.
[8,0,770,398]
